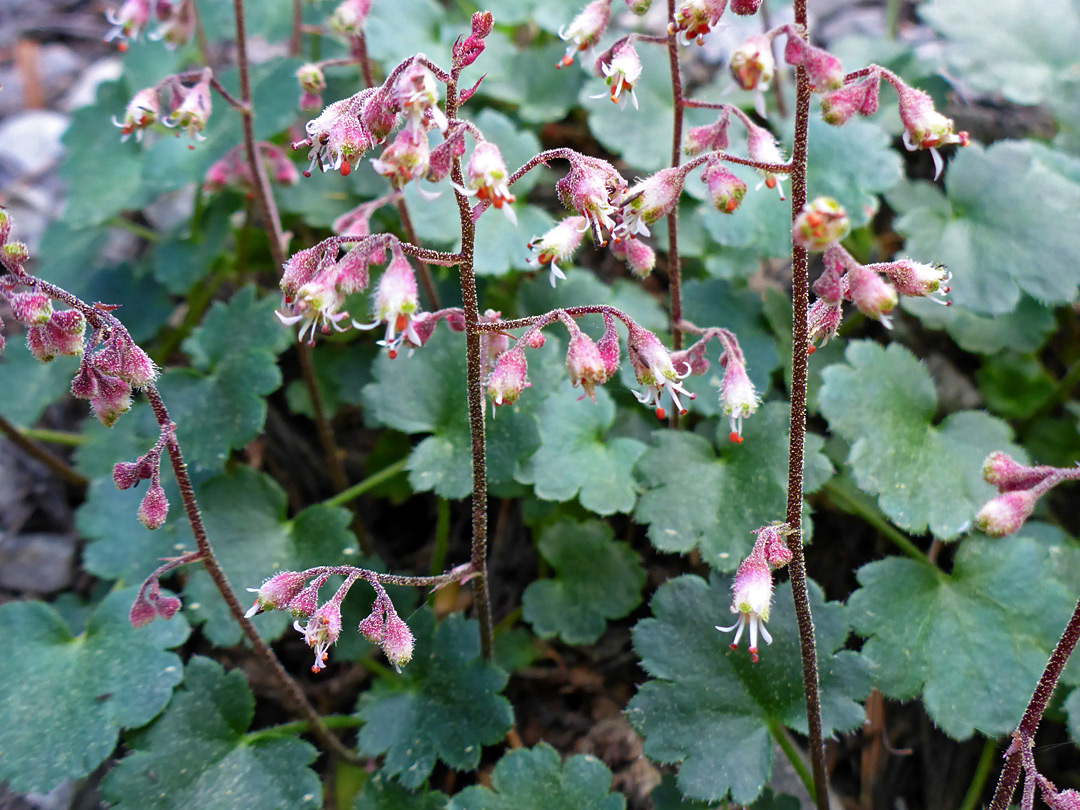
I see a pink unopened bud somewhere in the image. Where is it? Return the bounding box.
[610,236,656,279]
[807,298,843,353]
[981,452,1057,493]
[358,604,386,643]
[112,461,144,490]
[597,313,621,378]
[90,374,133,427]
[670,0,727,45]
[453,12,493,69]
[71,365,100,400]
[281,244,331,300]
[138,482,169,529]
[527,216,587,287]
[383,612,415,671]
[286,582,322,618]
[793,196,850,251]
[871,259,950,301]
[486,347,530,409]
[557,0,611,68]
[685,111,731,156]
[566,328,611,403]
[846,265,898,327]
[92,332,157,387]
[9,292,52,325]
[974,489,1039,538]
[427,134,467,183]
[671,342,710,377]
[129,593,159,628]
[245,570,310,617]
[296,63,327,96]
[700,159,746,214]
[615,167,686,240]
[328,0,371,35]
[820,72,880,126]
[783,35,844,92]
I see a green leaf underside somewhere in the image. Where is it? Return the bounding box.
[102,657,321,810]
[818,340,1023,539]
[848,533,1080,739]
[628,575,869,805]
[0,589,189,794]
[183,467,357,646]
[634,403,832,570]
[447,743,625,810]
[356,612,513,787]
[522,519,646,644]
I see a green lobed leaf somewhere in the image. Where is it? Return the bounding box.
[354,773,448,810]
[901,295,1056,355]
[101,656,322,810]
[633,403,832,571]
[848,533,1080,739]
[150,198,232,295]
[448,743,625,810]
[522,519,646,644]
[0,336,80,426]
[652,777,800,810]
[976,353,1056,419]
[516,384,647,515]
[0,588,189,794]
[356,611,514,787]
[362,329,560,499]
[627,575,870,805]
[181,286,292,370]
[889,141,1080,315]
[182,467,358,646]
[818,340,1024,539]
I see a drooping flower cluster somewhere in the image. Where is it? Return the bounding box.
[202,142,300,194]
[797,198,950,350]
[717,523,793,662]
[103,0,195,51]
[243,567,419,673]
[114,68,215,143]
[554,153,627,246]
[973,453,1080,538]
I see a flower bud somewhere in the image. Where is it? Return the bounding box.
[71,365,100,400]
[113,462,142,490]
[486,347,530,409]
[783,36,844,92]
[793,196,850,251]
[730,35,775,92]
[975,489,1039,538]
[846,265,898,327]
[625,0,652,13]
[872,259,950,300]
[730,0,762,13]
[596,313,621,378]
[610,236,656,279]
[138,482,169,529]
[9,292,52,325]
[296,63,327,96]
[45,308,88,357]
[383,612,415,671]
[245,571,310,617]
[615,167,686,239]
[685,113,731,156]
[358,605,386,644]
[1,241,28,272]
[286,582,322,618]
[814,244,849,302]
[0,207,11,244]
[427,134,467,183]
[558,0,611,68]
[820,73,880,126]
[700,159,746,214]
[671,0,726,45]
[566,329,611,402]
[670,342,710,377]
[371,127,430,188]
[90,374,133,427]
[129,592,159,628]
[807,298,843,353]
[981,452,1057,493]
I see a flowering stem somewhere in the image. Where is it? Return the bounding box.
[784,3,829,809]
[988,593,1080,810]
[446,70,495,659]
[0,412,88,489]
[321,457,408,508]
[142,386,362,765]
[665,0,684,352]
[245,713,365,743]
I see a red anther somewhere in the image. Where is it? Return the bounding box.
[726,198,738,213]
[749,647,759,663]
[729,643,739,651]
[557,54,574,69]
[388,348,398,359]
[729,431,744,444]
[117,41,129,52]
[679,408,688,416]
[339,160,351,177]
[303,170,312,178]
[395,314,407,332]
[655,407,666,421]
[942,286,951,292]
[187,144,195,150]
[944,301,952,306]
[688,392,696,400]
[765,176,777,189]
[807,345,816,355]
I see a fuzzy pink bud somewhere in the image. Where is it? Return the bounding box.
[872,259,950,300]
[358,604,386,643]
[286,582,322,618]
[566,329,611,402]
[729,0,761,13]
[1,241,28,272]
[299,601,343,673]
[245,570,310,617]
[701,159,746,214]
[610,236,656,279]
[486,347,530,408]
[981,452,1057,493]
[128,593,159,628]
[846,265,898,326]
[9,292,53,325]
[382,612,415,671]
[0,208,11,244]
[975,489,1039,538]
[615,167,686,240]
[90,374,133,427]
[807,299,843,353]
[138,482,169,529]
[793,197,850,251]
[783,35,844,92]
[757,524,792,568]
[71,365,100,400]
[296,64,326,96]
[625,0,652,13]
[112,461,142,490]
[820,73,880,126]
[685,112,731,156]
[720,355,758,442]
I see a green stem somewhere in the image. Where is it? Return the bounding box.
[823,478,937,569]
[245,714,365,743]
[322,458,408,509]
[768,720,816,800]
[0,412,88,488]
[958,737,998,810]
[107,217,159,242]
[430,498,451,576]
[17,427,87,446]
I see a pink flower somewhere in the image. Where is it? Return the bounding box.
[806,298,843,353]
[869,258,950,303]
[565,326,612,403]
[614,167,687,240]
[164,68,212,141]
[685,111,731,156]
[700,159,746,214]
[104,0,151,49]
[149,0,195,49]
[671,0,727,46]
[486,346,530,410]
[792,196,850,252]
[113,87,160,142]
[892,79,969,179]
[555,156,626,246]
[820,72,880,126]
[371,127,431,189]
[719,350,757,443]
[394,62,447,133]
[594,37,642,109]
[610,236,656,279]
[295,601,343,673]
[463,141,516,222]
[558,0,611,68]
[846,264,898,327]
[745,123,787,198]
[716,548,773,662]
[981,452,1057,493]
[783,34,844,92]
[137,482,169,529]
[527,216,587,287]
[627,324,695,420]
[730,35,775,92]
[355,245,422,358]
[245,571,310,618]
